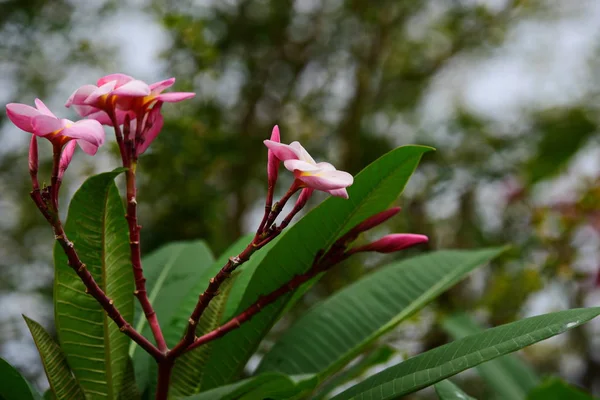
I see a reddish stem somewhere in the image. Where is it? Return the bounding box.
[30,191,163,360]
[107,108,129,166]
[125,160,167,352]
[155,359,174,400]
[185,249,342,352]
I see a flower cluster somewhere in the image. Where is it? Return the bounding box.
[5,73,194,208]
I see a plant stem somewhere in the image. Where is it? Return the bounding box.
[125,162,168,352]
[30,191,163,360]
[185,249,342,353]
[155,359,174,400]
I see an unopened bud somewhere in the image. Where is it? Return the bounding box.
[348,233,428,255]
[339,207,402,244]
[58,141,77,181]
[267,125,281,188]
[294,188,314,210]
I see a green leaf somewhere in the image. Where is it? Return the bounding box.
[527,377,595,400]
[23,315,85,400]
[181,373,317,400]
[330,308,600,400]
[130,241,214,394]
[435,380,476,400]
[443,312,539,399]
[258,248,505,378]
[197,145,432,390]
[0,356,39,400]
[312,346,396,400]
[53,169,133,399]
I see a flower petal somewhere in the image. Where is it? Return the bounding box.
[155,92,196,103]
[137,109,164,155]
[326,188,349,199]
[150,77,175,93]
[59,140,77,178]
[289,141,315,164]
[84,81,117,106]
[32,115,65,136]
[5,103,43,133]
[34,99,56,117]
[62,119,105,154]
[111,79,151,97]
[97,73,133,87]
[66,85,97,108]
[285,159,321,172]
[264,140,301,161]
[297,169,354,191]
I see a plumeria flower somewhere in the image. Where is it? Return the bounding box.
[264,133,353,199]
[6,99,105,155]
[66,74,194,125]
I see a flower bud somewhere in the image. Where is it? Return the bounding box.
[267,125,280,188]
[340,207,401,244]
[348,233,428,254]
[58,141,77,181]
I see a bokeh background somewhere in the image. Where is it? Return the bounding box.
[2,0,600,397]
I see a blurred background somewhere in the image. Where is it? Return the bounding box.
[1,0,600,397]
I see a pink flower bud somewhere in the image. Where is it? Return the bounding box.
[348,233,428,254]
[267,125,281,187]
[340,207,401,243]
[294,188,314,210]
[58,141,77,181]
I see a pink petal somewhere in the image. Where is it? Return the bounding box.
[315,162,336,171]
[59,140,77,179]
[97,73,133,87]
[65,85,97,108]
[111,79,151,97]
[72,104,101,118]
[285,159,320,172]
[77,139,99,155]
[150,77,175,93]
[31,115,65,136]
[296,169,354,191]
[85,110,113,125]
[5,103,43,133]
[155,92,196,103]
[264,140,301,161]
[137,110,164,155]
[34,99,55,117]
[84,81,117,106]
[289,141,315,164]
[295,187,315,208]
[326,188,349,199]
[267,125,281,186]
[62,119,105,154]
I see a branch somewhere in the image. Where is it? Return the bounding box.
[30,190,163,361]
[185,249,337,352]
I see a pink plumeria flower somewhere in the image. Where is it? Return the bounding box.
[348,233,429,254]
[115,77,195,114]
[6,99,105,155]
[264,135,353,199]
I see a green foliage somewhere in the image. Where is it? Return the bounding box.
[193,145,432,390]
[527,378,595,400]
[330,308,600,400]
[23,315,85,400]
[435,380,476,400]
[0,356,40,400]
[53,169,133,399]
[443,312,539,399]
[181,373,317,400]
[130,240,214,393]
[258,248,506,378]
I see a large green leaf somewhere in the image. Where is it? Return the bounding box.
[443,312,539,399]
[0,356,40,400]
[330,308,600,400]
[130,240,214,393]
[182,373,317,400]
[23,315,85,400]
[197,145,432,390]
[258,248,504,378]
[527,378,595,400]
[435,380,476,400]
[53,169,133,399]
